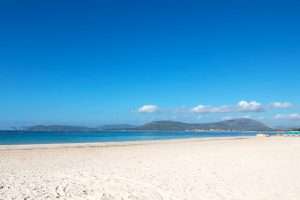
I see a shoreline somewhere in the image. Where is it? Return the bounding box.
[1,136,299,199]
[0,135,256,150]
[0,136,300,200]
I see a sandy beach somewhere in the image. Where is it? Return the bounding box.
[1,137,300,200]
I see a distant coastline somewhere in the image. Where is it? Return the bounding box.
[10,118,272,132]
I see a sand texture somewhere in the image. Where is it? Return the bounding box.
[0,137,300,200]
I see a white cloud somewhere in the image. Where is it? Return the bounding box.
[138,100,292,116]
[191,105,231,113]
[271,102,293,109]
[192,100,265,113]
[191,105,211,113]
[237,101,264,112]
[138,105,159,113]
[274,113,300,121]
[211,106,232,113]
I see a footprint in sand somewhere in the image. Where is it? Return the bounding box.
[41,176,168,200]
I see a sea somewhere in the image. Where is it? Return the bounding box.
[0,131,260,145]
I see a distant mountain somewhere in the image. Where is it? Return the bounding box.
[99,124,137,130]
[26,125,97,132]
[26,124,137,132]
[133,118,271,131]
[25,118,271,132]
[134,121,193,131]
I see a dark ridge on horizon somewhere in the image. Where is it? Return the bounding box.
[134,118,271,131]
[20,118,272,132]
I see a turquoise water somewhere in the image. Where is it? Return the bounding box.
[0,131,258,145]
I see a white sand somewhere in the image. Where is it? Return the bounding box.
[0,137,300,200]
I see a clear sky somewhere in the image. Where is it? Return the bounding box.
[1,0,300,129]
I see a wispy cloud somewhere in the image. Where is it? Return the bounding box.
[270,102,293,109]
[191,105,231,113]
[237,101,264,112]
[138,105,159,113]
[192,100,264,114]
[274,113,300,121]
[137,100,295,118]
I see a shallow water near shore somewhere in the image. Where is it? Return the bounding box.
[0,131,258,145]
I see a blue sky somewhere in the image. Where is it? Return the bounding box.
[0,0,300,128]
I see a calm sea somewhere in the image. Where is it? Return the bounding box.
[0,131,259,145]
